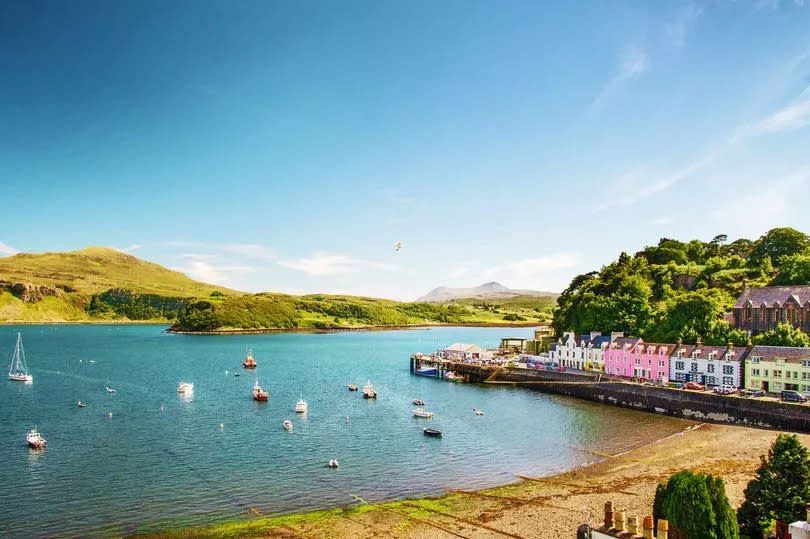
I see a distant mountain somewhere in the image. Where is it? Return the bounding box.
[416,281,559,303]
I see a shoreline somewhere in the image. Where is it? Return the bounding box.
[144,422,810,538]
[0,320,172,326]
[164,321,542,335]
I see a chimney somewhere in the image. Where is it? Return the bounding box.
[611,331,624,341]
[591,331,602,340]
[676,337,682,346]
[696,336,702,348]
[603,501,614,528]
[627,515,640,535]
[657,519,669,539]
[614,509,626,532]
[727,341,734,351]
[642,516,654,538]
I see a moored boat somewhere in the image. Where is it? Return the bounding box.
[242,348,257,369]
[282,420,293,431]
[177,382,193,393]
[362,380,377,399]
[77,401,87,408]
[348,384,358,391]
[412,399,425,406]
[474,408,485,416]
[26,428,46,448]
[295,396,307,413]
[415,367,438,377]
[423,427,442,438]
[446,371,464,383]
[327,459,339,468]
[412,408,433,418]
[8,333,33,383]
[105,386,116,393]
[253,380,269,401]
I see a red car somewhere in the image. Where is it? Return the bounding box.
[684,382,705,390]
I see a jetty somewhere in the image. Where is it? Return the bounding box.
[410,354,495,383]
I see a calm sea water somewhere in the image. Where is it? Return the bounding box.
[0,325,690,537]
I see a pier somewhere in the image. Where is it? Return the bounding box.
[409,354,496,383]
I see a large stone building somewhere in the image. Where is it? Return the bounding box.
[733,285,810,334]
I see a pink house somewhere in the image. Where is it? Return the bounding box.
[603,337,673,383]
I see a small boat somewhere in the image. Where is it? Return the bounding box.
[26,428,46,448]
[474,409,485,416]
[423,428,442,438]
[412,399,425,406]
[105,386,116,393]
[77,401,87,408]
[362,380,377,399]
[253,380,269,401]
[233,372,241,377]
[177,382,193,393]
[8,333,33,383]
[242,348,257,369]
[415,367,438,377]
[348,384,358,391]
[446,371,464,383]
[412,408,433,418]
[282,420,293,431]
[295,396,308,413]
[327,459,339,468]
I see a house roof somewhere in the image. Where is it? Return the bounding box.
[749,345,810,363]
[734,285,810,309]
[611,337,642,348]
[590,335,613,348]
[671,344,749,362]
[444,343,485,353]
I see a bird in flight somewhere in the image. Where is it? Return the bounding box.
[394,242,403,252]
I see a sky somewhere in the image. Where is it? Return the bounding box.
[1,0,810,300]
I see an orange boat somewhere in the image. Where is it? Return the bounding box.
[243,349,257,369]
[253,380,269,401]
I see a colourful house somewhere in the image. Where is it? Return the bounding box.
[745,345,810,395]
[603,337,673,383]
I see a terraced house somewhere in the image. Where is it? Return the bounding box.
[745,345,810,395]
[603,338,673,383]
[552,331,622,372]
[733,285,810,334]
[668,340,747,387]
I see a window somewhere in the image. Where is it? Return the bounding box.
[677,350,683,359]
[676,373,686,381]
[794,371,799,379]
[691,362,699,372]
[635,358,640,365]
[803,372,810,380]
[659,360,665,367]
[723,376,734,386]
[675,361,685,370]
[692,351,698,359]
[752,369,761,376]
[708,364,715,373]
[765,370,769,376]
[774,370,782,378]
[723,365,734,375]
[752,357,761,364]
[802,360,810,368]
[803,385,810,392]
[706,376,717,385]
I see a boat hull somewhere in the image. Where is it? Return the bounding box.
[415,368,438,377]
[423,428,442,437]
[9,374,32,382]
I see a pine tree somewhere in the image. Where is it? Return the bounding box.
[653,470,739,539]
[737,434,810,537]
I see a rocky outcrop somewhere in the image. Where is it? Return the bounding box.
[0,281,64,303]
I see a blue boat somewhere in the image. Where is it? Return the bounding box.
[415,367,438,377]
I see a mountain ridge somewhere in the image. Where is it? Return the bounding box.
[417,281,559,303]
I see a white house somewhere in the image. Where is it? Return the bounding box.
[668,340,747,387]
[553,331,622,372]
[440,343,491,362]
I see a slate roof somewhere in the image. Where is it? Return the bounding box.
[749,345,810,363]
[611,337,643,348]
[590,335,613,348]
[671,344,749,363]
[734,285,810,309]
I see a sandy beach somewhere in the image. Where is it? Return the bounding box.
[149,422,810,538]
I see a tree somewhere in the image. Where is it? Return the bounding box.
[752,322,810,347]
[711,234,728,246]
[653,470,739,539]
[750,228,810,267]
[645,290,731,344]
[737,434,810,538]
[723,238,756,259]
[773,253,810,285]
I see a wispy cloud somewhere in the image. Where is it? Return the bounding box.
[171,253,256,286]
[589,48,649,112]
[743,98,810,136]
[0,242,19,256]
[167,241,276,261]
[482,253,579,289]
[278,253,400,276]
[114,244,142,254]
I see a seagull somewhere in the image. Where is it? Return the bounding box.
[394,241,403,252]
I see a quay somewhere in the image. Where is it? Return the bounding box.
[410,354,498,383]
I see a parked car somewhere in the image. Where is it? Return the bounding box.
[684,382,705,390]
[780,390,809,403]
[712,385,737,395]
[741,389,766,398]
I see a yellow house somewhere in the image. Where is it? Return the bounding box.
[745,345,810,395]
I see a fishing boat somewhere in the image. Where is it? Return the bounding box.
[362,380,377,399]
[414,367,438,377]
[348,384,358,391]
[242,348,257,369]
[7,332,32,383]
[282,420,293,431]
[77,401,87,408]
[253,380,269,401]
[423,428,442,438]
[105,386,116,393]
[327,459,339,468]
[412,408,433,418]
[177,382,193,393]
[295,396,308,413]
[26,428,46,449]
[412,399,425,406]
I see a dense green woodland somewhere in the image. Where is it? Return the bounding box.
[552,228,810,346]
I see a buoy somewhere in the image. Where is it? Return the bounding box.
[108,412,113,418]
[345,416,349,422]
[219,423,224,430]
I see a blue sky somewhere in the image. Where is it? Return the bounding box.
[1,0,809,300]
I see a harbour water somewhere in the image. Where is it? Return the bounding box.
[0,325,690,536]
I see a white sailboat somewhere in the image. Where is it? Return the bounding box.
[8,332,32,383]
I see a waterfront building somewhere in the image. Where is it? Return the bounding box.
[733,284,810,334]
[603,337,673,382]
[745,345,810,395]
[668,339,747,387]
[439,343,490,362]
[554,331,622,372]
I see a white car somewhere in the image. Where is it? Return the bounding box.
[712,385,737,395]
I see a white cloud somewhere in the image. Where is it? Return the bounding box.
[114,244,142,254]
[171,254,256,287]
[0,242,19,256]
[745,99,810,135]
[483,253,580,288]
[166,241,276,261]
[589,48,649,112]
[278,253,399,276]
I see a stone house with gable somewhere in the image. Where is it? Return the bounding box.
[733,285,810,334]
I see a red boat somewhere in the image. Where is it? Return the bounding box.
[253,380,269,401]
[243,349,257,369]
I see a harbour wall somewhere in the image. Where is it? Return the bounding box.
[492,367,810,433]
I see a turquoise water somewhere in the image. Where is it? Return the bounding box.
[0,325,689,537]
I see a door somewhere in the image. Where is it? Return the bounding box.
[762,380,769,392]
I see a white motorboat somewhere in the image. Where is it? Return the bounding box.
[8,333,33,383]
[26,428,46,449]
[412,408,434,418]
[295,396,308,413]
[105,386,116,394]
[362,380,377,399]
[328,459,339,469]
[283,420,293,431]
[77,401,87,408]
[177,382,193,393]
[474,409,485,416]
